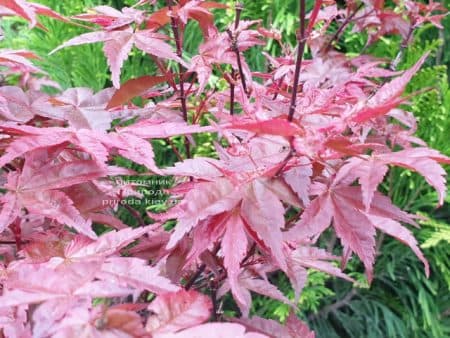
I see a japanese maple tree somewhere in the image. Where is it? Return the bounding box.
[0,0,448,337]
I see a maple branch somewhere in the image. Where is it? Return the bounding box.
[151,56,177,92]
[234,1,243,30]
[323,2,364,53]
[210,279,219,321]
[287,0,306,122]
[272,75,285,100]
[185,243,221,290]
[185,264,207,290]
[309,289,358,320]
[122,204,146,227]
[229,74,236,115]
[167,0,191,159]
[274,148,295,177]
[166,137,184,162]
[227,29,249,97]
[228,2,245,115]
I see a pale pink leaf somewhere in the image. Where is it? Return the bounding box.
[99,257,179,294]
[103,31,135,88]
[331,192,376,281]
[157,323,268,338]
[146,290,211,334]
[365,214,429,276]
[285,193,333,243]
[134,31,187,67]
[240,273,293,309]
[379,147,450,205]
[241,180,287,271]
[290,246,353,282]
[166,179,241,249]
[222,213,249,309]
[283,158,312,206]
[65,226,150,259]
[24,190,96,239]
[49,31,112,55]
[335,157,388,211]
[18,160,106,192]
[0,192,20,233]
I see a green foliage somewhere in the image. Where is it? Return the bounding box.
[0,0,107,90]
[420,213,450,250]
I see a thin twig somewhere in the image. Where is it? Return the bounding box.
[185,243,221,290]
[122,204,146,227]
[229,2,244,115]
[151,56,177,92]
[287,0,306,122]
[226,28,248,97]
[185,263,207,290]
[323,3,364,53]
[167,0,191,159]
[193,89,216,124]
[210,280,218,321]
[229,76,236,115]
[272,75,285,100]
[274,148,295,177]
[166,137,184,162]
[309,289,357,320]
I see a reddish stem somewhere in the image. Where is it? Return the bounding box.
[167,0,191,159]
[184,243,220,290]
[287,0,306,122]
[323,2,364,53]
[229,2,245,115]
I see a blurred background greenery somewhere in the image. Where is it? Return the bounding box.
[1,0,449,337]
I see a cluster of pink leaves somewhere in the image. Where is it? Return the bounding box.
[0,0,449,337]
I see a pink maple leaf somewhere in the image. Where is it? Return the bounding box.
[50,29,186,88]
[146,289,211,335]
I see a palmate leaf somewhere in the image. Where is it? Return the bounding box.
[222,212,249,309]
[336,147,450,209]
[0,0,68,28]
[287,185,429,282]
[352,53,429,123]
[236,313,315,338]
[0,227,178,308]
[146,290,211,335]
[50,29,185,88]
[156,323,268,338]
